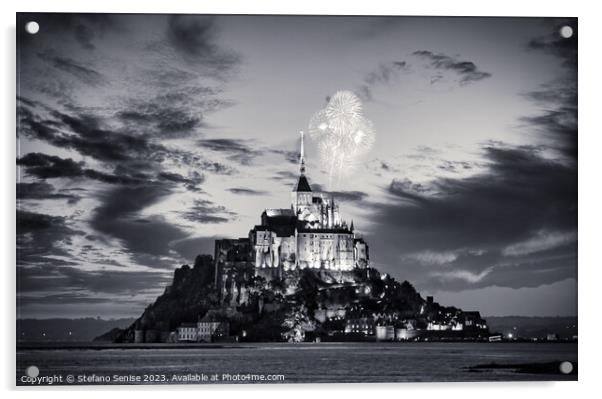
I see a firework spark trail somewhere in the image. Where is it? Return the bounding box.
[308,90,375,188]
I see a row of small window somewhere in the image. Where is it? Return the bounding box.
[307,234,351,239]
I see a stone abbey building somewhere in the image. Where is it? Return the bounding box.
[214,132,369,300]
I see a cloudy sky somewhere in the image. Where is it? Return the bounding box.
[16,14,577,318]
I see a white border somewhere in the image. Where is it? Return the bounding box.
[2,0,599,398]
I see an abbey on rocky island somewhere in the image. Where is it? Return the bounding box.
[214,132,369,297]
[117,133,491,342]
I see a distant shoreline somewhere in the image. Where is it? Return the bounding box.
[16,342,248,350]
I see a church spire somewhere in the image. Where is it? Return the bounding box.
[299,130,306,175]
[292,130,312,193]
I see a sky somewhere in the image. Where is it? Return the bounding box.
[16,14,577,318]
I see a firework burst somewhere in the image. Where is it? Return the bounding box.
[308,90,375,187]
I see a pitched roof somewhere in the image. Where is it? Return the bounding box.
[293,174,312,192]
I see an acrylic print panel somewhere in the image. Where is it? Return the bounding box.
[16,13,577,385]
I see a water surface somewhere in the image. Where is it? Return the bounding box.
[16,342,577,385]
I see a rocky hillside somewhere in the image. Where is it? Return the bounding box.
[113,254,218,342]
[109,254,481,343]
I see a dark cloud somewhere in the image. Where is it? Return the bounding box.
[116,106,202,138]
[179,199,237,224]
[158,171,204,191]
[166,15,240,78]
[523,20,577,160]
[271,170,298,182]
[521,105,577,160]
[18,105,211,190]
[18,153,142,185]
[52,110,162,162]
[270,148,300,165]
[90,185,188,268]
[167,15,216,57]
[17,210,84,267]
[387,178,432,204]
[197,138,250,153]
[113,86,234,139]
[331,190,368,203]
[227,187,267,196]
[412,50,492,85]
[17,182,81,203]
[17,264,170,295]
[37,50,107,87]
[527,19,577,71]
[198,161,236,175]
[197,138,263,165]
[358,49,489,100]
[19,101,233,193]
[368,145,577,291]
[17,105,164,164]
[184,215,229,224]
[18,210,68,234]
[357,61,410,101]
[16,96,39,108]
